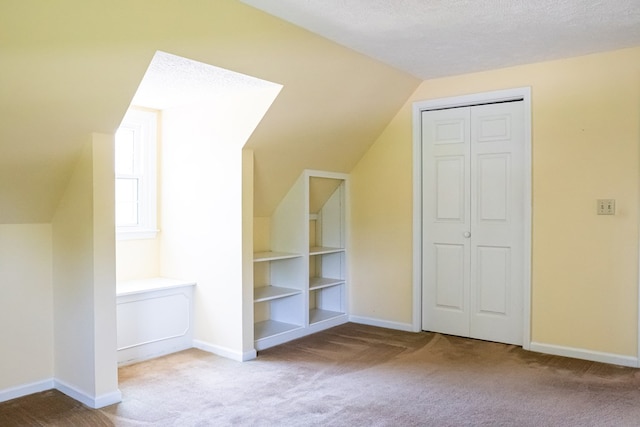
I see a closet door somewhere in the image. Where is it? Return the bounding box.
[468,101,524,345]
[422,101,524,346]
[421,106,472,338]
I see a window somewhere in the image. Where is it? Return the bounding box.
[115,108,158,239]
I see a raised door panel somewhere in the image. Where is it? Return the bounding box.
[434,119,466,145]
[477,154,510,223]
[476,114,511,143]
[424,241,470,336]
[475,246,509,315]
[435,244,466,310]
[435,156,466,222]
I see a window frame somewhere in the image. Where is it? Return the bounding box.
[115,107,159,240]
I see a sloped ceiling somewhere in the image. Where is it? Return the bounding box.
[241,0,640,80]
[0,0,419,223]
[7,1,637,223]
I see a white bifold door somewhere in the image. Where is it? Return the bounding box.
[421,101,524,345]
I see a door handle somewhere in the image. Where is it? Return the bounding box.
[463,231,471,238]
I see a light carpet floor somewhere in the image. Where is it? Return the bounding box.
[2,323,640,426]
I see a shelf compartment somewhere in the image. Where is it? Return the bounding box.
[255,319,302,341]
[254,286,301,302]
[309,282,344,325]
[253,251,302,262]
[309,246,344,256]
[309,277,344,291]
[309,308,345,324]
[254,291,304,341]
[309,251,344,285]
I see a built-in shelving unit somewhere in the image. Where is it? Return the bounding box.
[253,170,348,351]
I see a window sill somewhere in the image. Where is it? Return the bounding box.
[116,228,159,241]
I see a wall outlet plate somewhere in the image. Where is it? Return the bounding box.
[597,199,615,215]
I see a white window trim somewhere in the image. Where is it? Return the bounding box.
[116,108,159,240]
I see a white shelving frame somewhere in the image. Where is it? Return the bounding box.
[253,170,349,351]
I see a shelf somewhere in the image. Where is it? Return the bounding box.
[309,277,344,291]
[254,286,302,302]
[254,320,302,341]
[254,251,302,262]
[309,246,344,256]
[309,308,345,324]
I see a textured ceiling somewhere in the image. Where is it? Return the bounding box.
[132,51,281,110]
[240,0,640,79]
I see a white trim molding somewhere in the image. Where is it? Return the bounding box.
[0,379,54,404]
[349,315,415,332]
[54,379,122,409]
[193,339,257,362]
[637,92,640,365]
[0,379,121,408]
[92,390,123,409]
[412,87,533,348]
[530,342,639,368]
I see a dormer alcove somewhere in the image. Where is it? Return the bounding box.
[115,51,282,363]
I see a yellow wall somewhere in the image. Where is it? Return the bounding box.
[52,139,97,396]
[0,224,53,392]
[350,46,640,357]
[349,106,415,324]
[116,239,160,281]
[51,134,119,406]
[253,217,272,253]
[90,133,119,400]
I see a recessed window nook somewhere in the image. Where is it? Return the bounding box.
[114,51,282,366]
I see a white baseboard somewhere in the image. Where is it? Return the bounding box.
[0,378,54,403]
[54,379,122,409]
[0,378,121,409]
[530,342,639,368]
[349,315,415,332]
[117,343,193,367]
[193,339,257,362]
[92,390,123,409]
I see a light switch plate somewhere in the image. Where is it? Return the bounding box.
[597,199,615,215]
